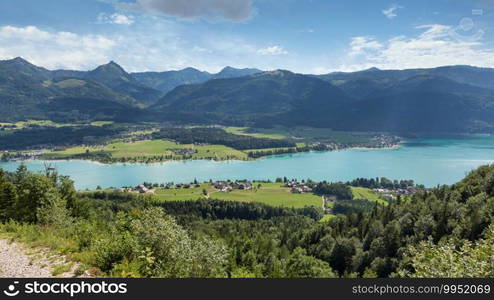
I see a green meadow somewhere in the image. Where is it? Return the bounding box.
[155,184,215,201]
[224,126,288,140]
[44,139,248,161]
[154,182,322,209]
[351,187,388,205]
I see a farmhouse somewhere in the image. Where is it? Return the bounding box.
[214,181,232,192]
[287,180,312,194]
[233,181,253,190]
[134,184,155,194]
[136,184,149,193]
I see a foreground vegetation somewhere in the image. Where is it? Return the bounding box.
[1,164,494,278]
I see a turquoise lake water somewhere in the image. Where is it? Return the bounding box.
[1,135,493,190]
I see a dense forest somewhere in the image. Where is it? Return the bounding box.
[0,165,493,277]
[0,125,124,150]
[347,177,417,189]
[152,127,296,150]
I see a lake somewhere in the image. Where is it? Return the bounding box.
[1,135,493,190]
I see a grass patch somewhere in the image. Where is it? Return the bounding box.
[210,183,321,209]
[155,184,215,201]
[229,126,390,145]
[224,127,288,140]
[52,262,74,276]
[90,121,114,127]
[0,120,114,131]
[155,183,322,209]
[351,187,388,205]
[44,139,248,161]
[320,214,335,222]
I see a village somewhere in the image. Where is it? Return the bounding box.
[285,180,313,193]
[1,150,46,161]
[372,186,419,200]
[115,179,318,196]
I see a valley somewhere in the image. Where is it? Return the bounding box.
[0,56,493,281]
[3,0,494,282]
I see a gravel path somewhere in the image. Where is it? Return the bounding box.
[0,239,72,278]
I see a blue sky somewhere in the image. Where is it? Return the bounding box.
[0,0,493,73]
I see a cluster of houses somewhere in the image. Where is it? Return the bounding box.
[286,180,313,194]
[373,186,418,199]
[213,181,253,193]
[116,184,155,195]
[1,150,46,161]
[174,183,201,189]
[117,181,205,194]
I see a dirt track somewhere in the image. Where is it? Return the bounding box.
[0,239,77,278]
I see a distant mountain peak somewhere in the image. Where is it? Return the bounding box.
[89,61,130,80]
[364,67,380,72]
[3,56,35,66]
[0,57,51,81]
[213,66,262,79]
[258,69,293,77]
[12,56,28,62]
[180,67,207,74]
[221,66,236,71]
[219,66,261,73]
[98,61,125,71]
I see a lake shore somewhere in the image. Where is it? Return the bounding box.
[2,142,403,165]
[1,135,493,190]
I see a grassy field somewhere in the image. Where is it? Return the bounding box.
[0,120,114,130]
[226,126,387,145]
[210,182,322,209]
[155,184,215,201]
[320,214,335,222]
[351,187,388,205]
[90,121,114,127]
[224,127,288,140]
[154,182,322,209]
[45,139,248,161]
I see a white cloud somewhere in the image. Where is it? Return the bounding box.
[349,36,383,57]
[0,25,116,70]
[0,24,262,73]
[342,24,494,71]
[98,13,134,25]
[382,4,402,19]
[257,45,288,56]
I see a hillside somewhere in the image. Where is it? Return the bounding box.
[316,65,494,99]
[85,62,162,106]
[323,75,494,132]
[0,58,140,122]
[153,69,494,132]
[1,58,493,133]
[153,70,351,124]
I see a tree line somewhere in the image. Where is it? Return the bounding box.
[152,127,296,150]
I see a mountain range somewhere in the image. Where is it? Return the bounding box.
[1,57,493,133]
[132,66,261,94]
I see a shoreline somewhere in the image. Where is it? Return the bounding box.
[2,143,403,166]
